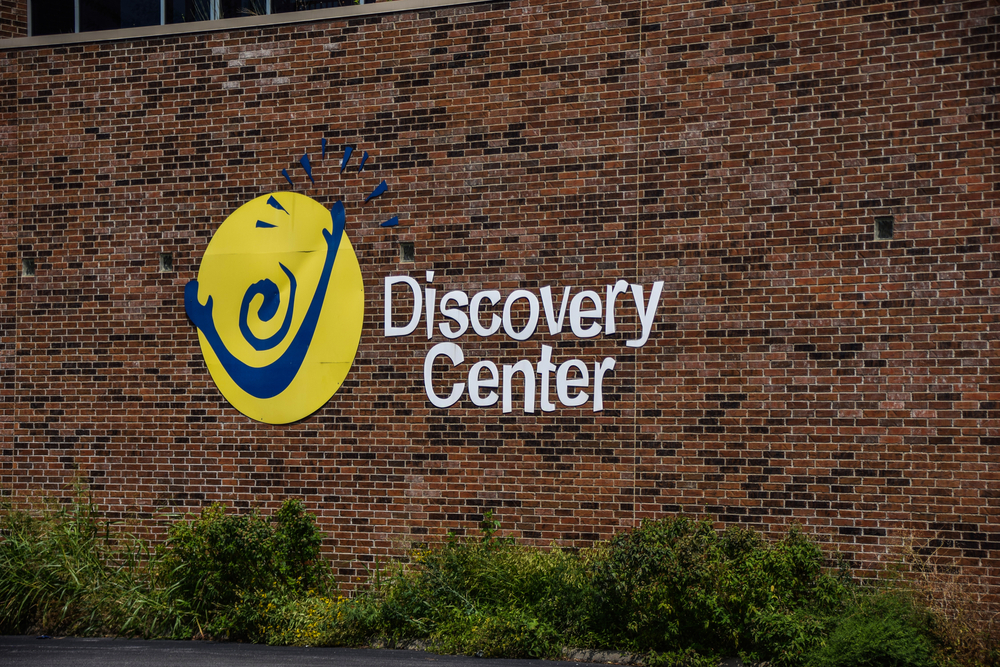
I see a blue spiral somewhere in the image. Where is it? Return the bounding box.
[239,264,297,352]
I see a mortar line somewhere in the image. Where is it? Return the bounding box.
[633,0,645,530]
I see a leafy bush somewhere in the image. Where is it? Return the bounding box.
[589,517,851,664]
[802,593,938,667]
[0,496,330,641]
[4,497,994,667]
[161,499,330,638]
[355,512,589,658]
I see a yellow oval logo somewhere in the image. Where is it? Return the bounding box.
[185,192,364,424]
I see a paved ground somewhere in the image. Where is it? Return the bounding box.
[0,636,615,667]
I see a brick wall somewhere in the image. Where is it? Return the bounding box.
[0,1,26,39]
[2,0,999,590]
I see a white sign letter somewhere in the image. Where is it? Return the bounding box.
[605,279,629,335]
[469,360,499,407]
[537,344,556,412]
[502,359,536,414]
[502,289,540,341]
[439,290,470,340]
[569,290,602,338]
[423,342,465,408]
[593,357,616,411]
[556,358,589,407]
[628,281,664,348]
[385,275,421,337]
[540,285,570,335]
[470,290,502,337]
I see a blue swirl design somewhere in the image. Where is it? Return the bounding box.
[239,264,297,352]
[185,201,346,399]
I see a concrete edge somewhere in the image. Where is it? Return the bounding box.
[562,647,644,665]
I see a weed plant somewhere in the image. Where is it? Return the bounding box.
[337,516,959,667]
[0,497,329,641]
[803,593,938,667]
[886,543,1000,667]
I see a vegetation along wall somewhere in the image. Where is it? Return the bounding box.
[1,0,999,591]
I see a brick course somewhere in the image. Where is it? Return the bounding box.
[2,0,999,591]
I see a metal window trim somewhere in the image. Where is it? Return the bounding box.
[2,0,492,49]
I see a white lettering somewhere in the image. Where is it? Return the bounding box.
[628,281,664,348]
[502,359,536,414]
[569,290,602,338]
[556,358,589,407]
[438,290,469,340]
[423,342,464,408]
[424,271,436,339]
[537,344,556,412]
[593,357,616,411]
[470,290,501,337]
[468,360,499,407]
[502,289,540,341]
[540,285,570,335]
[605,279,629,335]
[384,275,422,336]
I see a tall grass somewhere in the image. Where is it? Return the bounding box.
[895,542,1000,667]
[0,496,327,640]
[0,498,186,637]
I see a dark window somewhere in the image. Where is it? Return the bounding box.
[31,0,75,35]
[76,0,161,32]
[165,0,212,24]
[30,0,369,36]
[273,0,359,12]
[121,0,161,29]
[79,0,119,32]
[220,0,267,19]
[875,216,894,240]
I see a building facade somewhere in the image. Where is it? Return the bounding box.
[2,0,999,588]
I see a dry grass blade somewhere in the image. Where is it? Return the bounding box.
[895,538,1000,667]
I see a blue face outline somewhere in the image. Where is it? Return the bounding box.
[184,200,346,400]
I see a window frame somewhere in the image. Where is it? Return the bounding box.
[6,0,485,47]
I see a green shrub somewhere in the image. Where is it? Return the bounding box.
[589,517,851,664]
[161,499,330,638]
[223,589,352,646]
[1,499,987,667]
[429,605,560,659]
[364,512,591,657]
[647,647,721,667]
[803,593,938,667]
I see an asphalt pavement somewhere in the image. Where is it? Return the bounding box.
[0,635,616,667]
